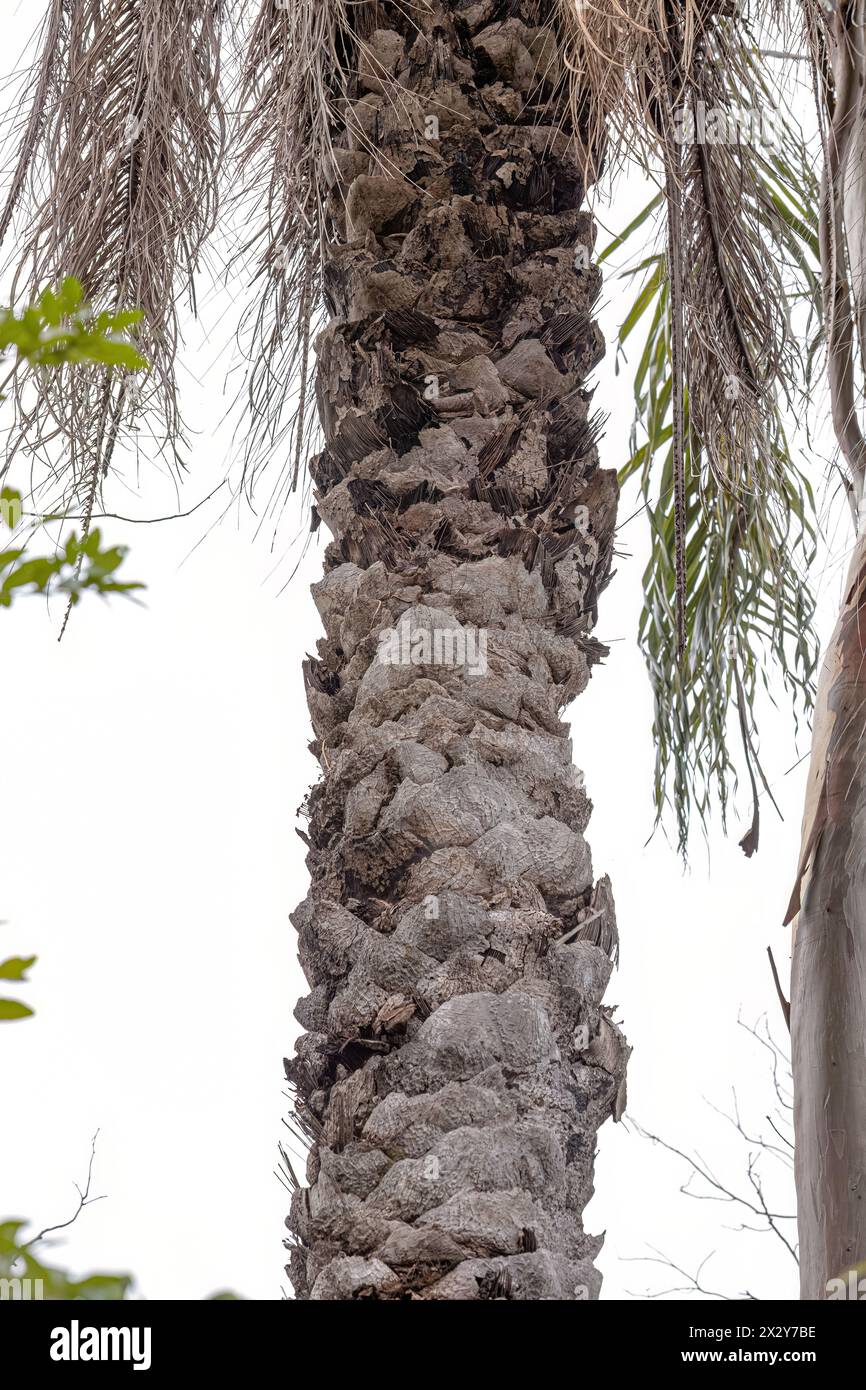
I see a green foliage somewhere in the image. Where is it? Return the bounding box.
[0,279,147,612]
[605,131,822,854]
[0,955,36,980]
[0,926,36,1021]
[0,287,149,1302]
[0,1000,33,1022]
[0,1220,131,1300]
[0,284,241,1303]
[0,278,146,378]
[0,491,143,608]
[0,1215,241,1300]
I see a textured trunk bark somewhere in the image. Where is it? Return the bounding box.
[787,530,866,1300]
[786,2,866,1302]
[285,0,626,1301]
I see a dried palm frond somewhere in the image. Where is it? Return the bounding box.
[0,0,229,515]
[231,0,412,527]
[231,0,606,525]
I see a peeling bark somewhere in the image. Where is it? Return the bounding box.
[285,0,626,1301]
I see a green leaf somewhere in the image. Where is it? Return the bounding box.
[0,955,36,980]
[0,1222,133,1298]
[0,1221,27,1249]
[0,280,148,375]
[619,263,665,344]
[72,1275,133,1301]
[0,999,34,1021]
[0,530,144,608]
[0,548,25,575]
[599,192,664,264]
[0,285,150,613]
[104,309,144,331]
[69,337,147,370]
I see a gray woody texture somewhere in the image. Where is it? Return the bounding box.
[286,0,628,1301]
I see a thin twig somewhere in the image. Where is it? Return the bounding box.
[24,1131,105,1248]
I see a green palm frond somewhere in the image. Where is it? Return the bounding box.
[608,118,822,855]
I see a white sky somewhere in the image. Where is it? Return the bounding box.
[0,4,841,1300]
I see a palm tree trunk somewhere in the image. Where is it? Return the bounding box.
[787,528,866,1300]
[285,0,626,1301]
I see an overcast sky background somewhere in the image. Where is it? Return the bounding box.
[0,4,843,1299]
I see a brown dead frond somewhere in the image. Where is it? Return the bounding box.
[229,1,382,526]
[0,0,230,511]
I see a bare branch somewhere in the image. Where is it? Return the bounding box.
[622,1248,753,1301]
[24,1131,106,1249]
[626,1016,798,1296]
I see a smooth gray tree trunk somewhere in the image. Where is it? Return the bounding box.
[788,530,866,1299]
[788,1,866,1302]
